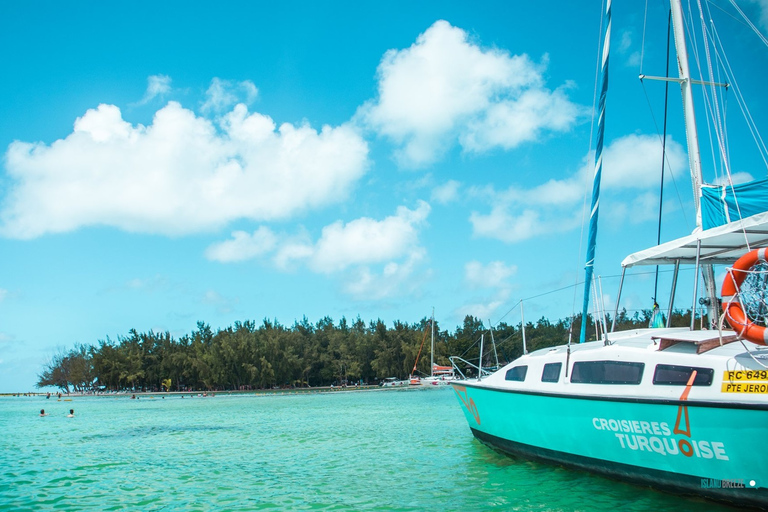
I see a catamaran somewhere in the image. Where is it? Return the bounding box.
[451,0,768,507]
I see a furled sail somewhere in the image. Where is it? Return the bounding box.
[701,178,768,229]
[580,0,612,344]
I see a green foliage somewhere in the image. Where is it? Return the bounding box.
[37,309,695,392]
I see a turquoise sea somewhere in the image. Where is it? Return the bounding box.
[0,388,738,511]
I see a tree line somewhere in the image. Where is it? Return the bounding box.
[37,308,697,393]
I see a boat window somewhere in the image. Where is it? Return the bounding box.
[541,362,561,383]
[571,361,644,385]
[653,364,714,386]
[505,366,528,382]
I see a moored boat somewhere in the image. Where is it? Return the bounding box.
[410,309,459,386]
[451,0,768,507]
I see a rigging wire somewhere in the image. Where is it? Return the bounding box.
[709,15,768,170]
[637,87,691,233]
[654,9,673,304]
[640,0,650,73]
[726,0,768,48]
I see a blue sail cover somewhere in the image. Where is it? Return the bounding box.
[701,178,768,229]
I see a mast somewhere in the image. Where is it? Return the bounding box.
[670,0,704,226]
[430,307,434,378]
[580,0,612,344]
[669,0,718,325]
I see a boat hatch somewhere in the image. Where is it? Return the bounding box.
[653,334,739,354]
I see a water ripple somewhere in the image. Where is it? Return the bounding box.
[0,390,740,511]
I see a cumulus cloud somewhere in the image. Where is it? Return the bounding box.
[205,227,278,263]
[134,75,172,106]
[711,171,755,186]
[309,201,430,274]
[617,31,641,68]
[431,180,461,204]
[342,249,429,301]
[205,202,431,300]
[454,260,517,321]
[453,297,509,323]
[469,133,688,243]
[746,0,768,31]
[358,20,584,167]
[465,260,517,289]
[201,78,259,113]
[1,102,368,239]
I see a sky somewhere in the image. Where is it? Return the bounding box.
[1,0,768,392]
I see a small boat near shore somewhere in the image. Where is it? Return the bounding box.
[380,377,409,387]
[410,309,458,387]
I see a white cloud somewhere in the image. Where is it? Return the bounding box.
[0,288,7,301]
[469,133,688,243]
[464,260,517,289]
[746,0,768,31]
[470,208,577,243]
[431,180,461,204]
[453,297,508,323]
[454,261,517,324]
[1,102,368,239]
[358,20,584,167]
[712,171,755,186]
[205,227,277,263]
[342,249,429,301]
[309,201,430,273]
[201,78,259,113]
[617,31,640,68]
[206,202,432,300]
[134,75,172,106]
[600,134,687,189]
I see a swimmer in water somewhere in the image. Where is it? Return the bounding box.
[67,409,74,418]
[39,409,48,416]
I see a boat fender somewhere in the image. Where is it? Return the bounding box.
[721,248,768,345]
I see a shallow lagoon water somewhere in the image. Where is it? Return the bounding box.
[0,388,737,511]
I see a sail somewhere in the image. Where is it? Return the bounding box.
[580,0,612,344]
[701,179,768,229]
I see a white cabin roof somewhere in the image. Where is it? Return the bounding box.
[621,211,768,268]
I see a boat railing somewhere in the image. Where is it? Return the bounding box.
[449,356,494,380]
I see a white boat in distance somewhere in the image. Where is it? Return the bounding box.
[380,377,409,387]
[410,309,458,386]
[451,0,768,507]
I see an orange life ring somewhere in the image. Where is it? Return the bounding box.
[721,248,768,345]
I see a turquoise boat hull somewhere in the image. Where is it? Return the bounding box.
[453,382,768,507]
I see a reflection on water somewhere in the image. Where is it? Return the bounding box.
[0,389,737,511]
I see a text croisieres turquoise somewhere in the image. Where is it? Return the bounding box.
[452,0,768,508]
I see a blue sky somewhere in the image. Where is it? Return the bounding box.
[1,1,767,392]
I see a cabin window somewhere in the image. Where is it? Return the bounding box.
[505,365,528,382]
[541,362,562,383]
[571,361,644,385]
[653,364,714,386]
